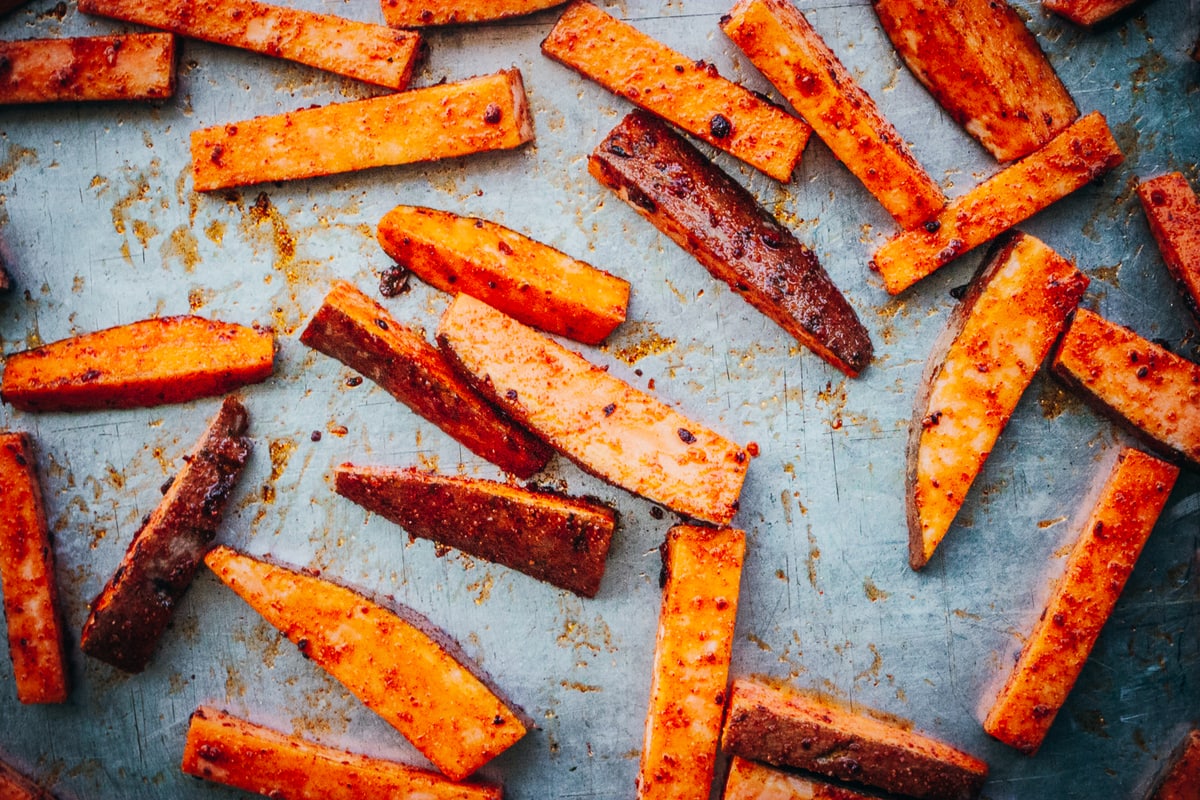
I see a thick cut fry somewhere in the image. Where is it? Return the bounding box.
[541,1,810,182]
[377,205,629,345]
[590,111,872,377]
[907,233,1088,570]
[722,0,944,228]
[1150,729,1200,800]
[1138,172,1200,323]
[723,757,877,800]
[638,525,744,800]
[721,680,988,800]
[80,398,251,673]
[0,756,54,800]
[78,0,421,90]
[205,546,529,781]
[333,464,616,597]
[0,433,67,704]
[192,68,534,191]
[872,0,1078,163]
[0,33,175,104]
[382,0,564,27]
[872,111,1122,294]
[300,281,551,478]
[983,448,1178,755]
[182,706,503,800]
[1,315,273,412]
[437,295,752,525]
[1050,308,1200,466]
[1044,0,1140,27]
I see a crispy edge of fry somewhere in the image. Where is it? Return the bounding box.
[0,433,68,704]
[723,756,878,800]
[381,0,564,27]
[982,448,1179,755]
[0,755,54,800]
[541,0,810,182]
[1150,729,1200,800]
[0,33,175,104]
[1043,0,1142,27]
[1138,172,1200,323]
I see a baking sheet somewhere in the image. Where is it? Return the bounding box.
[1,0,1199,797]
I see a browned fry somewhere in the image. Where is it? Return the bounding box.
[382,0,564,27]
[1044,0,1141,27]
[723,757,878,800]
[1138,172,1200,323]
[1150,729,1200,800]
[0,755,55,800]
[0,33,175,104]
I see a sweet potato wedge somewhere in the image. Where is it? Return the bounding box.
[871,111,1123,295]
[78,0,421,90]
[638,525,744,800]
[590,111,873,377]
[872,0,1078,163]
[333,464,616,597]
[1043,0,1140,27]
[1050,308,1200,466]
[1,315,273,412]
[436,295,752,525]
[723,756,877,800]
[0,33,175,104]
[182,706,503,800]
[1150,729,1200,800]
[0,433,68,704]
[80,397,251,673]
[907,233,1088,570]
[0,755,54,800]
[300,281,551,479]
[1138,172,1200,323]
[382,0,564,27]
[721,679,988,800]
[191,68,534,191]
[205,545,529,781]
[983,448,1179,755]
[722,0,944,228]
[376,205,629,345]
[541,1,810,182]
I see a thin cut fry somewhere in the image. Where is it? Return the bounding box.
[723,756,878,800]
[192,68,534,191]
[382,0,564,27]
[1044,0,1140,27]
[0,33,175,104]
[1138,172,1200,323]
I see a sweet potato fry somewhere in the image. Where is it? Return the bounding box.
[589,111,873,377]
[907,233,1088,570]
[205,546,529,781]
[192,68,534,191]
[80,398,251,673]
[1150,729,1200,800]
[333,464,616,597]
[872,0,1078,163]
[721,679,988,800]
[436,295,752,525]
[638,525,744,800]
[78,0,421,90]
[872,111,1123,295]
[541,0,810,182]
[1138,172,1200,323]
[1050,308,1200,466]
[182,706,503,800]
[382,0,564,27]
[1043,0,1140,27]
[723,756,877,800]
[0,33,175,104]
[0,316,273,412]
[0,755,54,800]
[377,205,629,345]
[722,0,945,228]
[983,448,1179,755]
[300,281,551,478]
[0,433,68,704]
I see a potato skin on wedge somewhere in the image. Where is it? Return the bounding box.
[907,233,1087,570]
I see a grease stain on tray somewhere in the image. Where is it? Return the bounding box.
[604,321,677,365]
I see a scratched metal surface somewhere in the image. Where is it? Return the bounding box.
[0,0,1199,797]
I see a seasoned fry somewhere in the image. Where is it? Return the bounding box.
[78,0,421,89]
[907,233,1088,569]
[205,546,529,781]
[80,398,251,673]
[377,205,629,345]
[723,756,877,800]
[382,0,564,27]
[872,0,1078,162]
[0,433,68,704]
[0,33,175,104]
[722,0,945,228]
[1050,308,1200,466]
[0,755,54,800]
[590,111,873,377]
[1138,172,1200,323]
[541,0,810,182]
[192,68,534,191]
[0,315,274,412]
[333,464,616,597]
[300,281,551,478]
[983,448,1179,754]
[638,525,744,800]
[437,295,752,525]
[721,679,988,800]
[182,706,503,800]
[1150,729,1200,800]
[872,111,1122,295]
[1043,0,1140,27]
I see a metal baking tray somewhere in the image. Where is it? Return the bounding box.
[1,0,1198,797]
